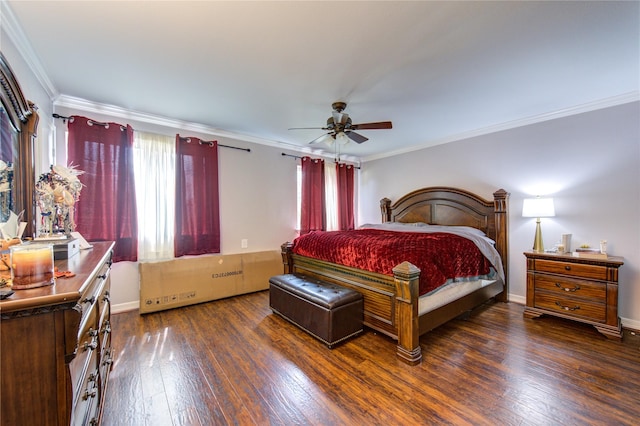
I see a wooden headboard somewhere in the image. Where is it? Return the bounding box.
[380,187,510,285]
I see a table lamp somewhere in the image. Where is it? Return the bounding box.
[522,197,555,253]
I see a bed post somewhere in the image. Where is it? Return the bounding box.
[493,189,509,302]
[281,242,294,274]
[380,198,392,223]
[393,261,422,365]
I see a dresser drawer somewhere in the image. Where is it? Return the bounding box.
[69,306,99,403]
[534,274,606,300]
[71,353,99,426]
[534,292,606,322]
[99,319,113,384]
[533,259,608,280]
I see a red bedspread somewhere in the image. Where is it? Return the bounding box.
[292,229,492,295]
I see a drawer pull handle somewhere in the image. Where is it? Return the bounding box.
[555,301,580,311]
[83,388,97,401]
[98,273,107,280]
[564,265,571,271]
[102,322,112,335]
[555,283,581,292]
[81,296,96,305]
[88,328,99,338]
[84,340,98,351]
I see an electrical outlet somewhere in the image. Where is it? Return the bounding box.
[241,239,248,249]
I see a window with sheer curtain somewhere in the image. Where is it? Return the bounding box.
[133,131,176,260]
[324,162,339,231]
[297,159,355,233]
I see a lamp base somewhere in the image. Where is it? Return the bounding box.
[532,218,545,252]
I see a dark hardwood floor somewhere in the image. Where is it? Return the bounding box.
[103,291,640,426]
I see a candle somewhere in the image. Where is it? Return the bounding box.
[10,244,55,289]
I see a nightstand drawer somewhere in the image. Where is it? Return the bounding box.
[534,274,606,300]
[534,292,606,322]
[534,259,608,280]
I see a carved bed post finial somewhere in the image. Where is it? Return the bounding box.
[281,242,294,274]
[380,198,392,223]
[392,261,422,365]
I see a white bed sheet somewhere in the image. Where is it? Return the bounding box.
[418,278,499,315]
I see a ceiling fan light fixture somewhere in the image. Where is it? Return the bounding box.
[336,131,350,145]
[323,134,335,146]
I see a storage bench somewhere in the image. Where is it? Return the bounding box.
[269,273,363,348]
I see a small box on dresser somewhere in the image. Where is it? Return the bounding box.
[523,251,624,340]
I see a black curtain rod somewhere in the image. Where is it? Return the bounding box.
[53,114,125,130]
[281,153,302,160]
[281,153,360,169]
[178,136,250,152]
[53,114,250,152]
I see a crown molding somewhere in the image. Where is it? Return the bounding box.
[53,94,355,163]
[0,1,57,100]
[362,91,640,163]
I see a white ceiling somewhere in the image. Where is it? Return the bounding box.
[4,1,639,161]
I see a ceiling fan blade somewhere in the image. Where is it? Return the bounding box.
[308,132,334,145]
[351,121,393,130]
[346,131,368,144]
[288,126,327,130]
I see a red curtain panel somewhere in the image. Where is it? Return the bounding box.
[300,156,325,235]
[336,162,355,231]
[174,135,220,257]
[67,116,138,262]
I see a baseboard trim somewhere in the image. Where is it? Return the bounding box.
[112,301,139,314]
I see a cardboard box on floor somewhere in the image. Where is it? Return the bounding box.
[139,250,282,314]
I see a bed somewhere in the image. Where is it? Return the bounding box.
[281,186,509,364]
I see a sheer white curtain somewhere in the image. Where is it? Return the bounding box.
[133,131,176,260]
[325,161,338,231]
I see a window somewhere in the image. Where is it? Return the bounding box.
[297,160,354,232]
[133,131,175,260]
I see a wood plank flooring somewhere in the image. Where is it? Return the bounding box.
[102,291,640,425]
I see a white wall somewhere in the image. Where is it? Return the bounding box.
[1,28,55,177]
[52,106,300,310]
[359,101,640,328]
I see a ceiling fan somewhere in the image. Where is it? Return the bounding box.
[289,101,392,145]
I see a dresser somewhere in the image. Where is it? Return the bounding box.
[524,251,624,340]
[0,241,115,426]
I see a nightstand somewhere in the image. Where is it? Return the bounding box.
[523,251,624,340]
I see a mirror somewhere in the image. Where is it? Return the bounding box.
[0,52,38,239]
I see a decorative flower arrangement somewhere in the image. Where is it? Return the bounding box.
[35,165,84,236]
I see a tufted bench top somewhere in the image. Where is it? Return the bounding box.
[269,274,362,309]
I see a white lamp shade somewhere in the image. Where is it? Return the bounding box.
[318,134,335,146]
[335,131,350,145]
[522,197,555,218]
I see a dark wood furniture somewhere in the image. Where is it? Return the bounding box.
[524,251,624,340]
[0,241,115,425]
[269,273,363,348]
[0,51,39,238]
[282,187,509,364]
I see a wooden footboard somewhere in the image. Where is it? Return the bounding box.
[281,244,423,364]
[282,187,509,365]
